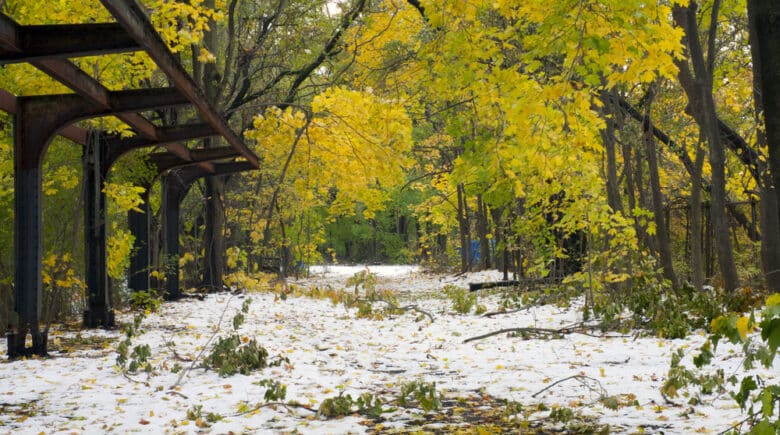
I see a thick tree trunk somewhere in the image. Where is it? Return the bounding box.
[477,195,491,270]
[602,90,623,213]
[748,0,780,290]
[457,183,471,273]
[490,206,508,280]
[690,139,706,291]
[202,175,226,291]
[644,115,678,288]
[198,0,227,291]
[634,138,656,254]
[673,2,739,291]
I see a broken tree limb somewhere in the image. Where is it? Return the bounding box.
[358,298,435,322]
[463,324,629,343]
[468,280,519,291]
[531,375,608,399]
[614,95,761,242]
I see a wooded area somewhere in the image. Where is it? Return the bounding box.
[0,0,779,431]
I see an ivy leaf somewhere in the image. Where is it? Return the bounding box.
[759,318,780,356]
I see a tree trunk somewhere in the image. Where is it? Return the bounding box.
[477,195,491,270]
[202,174,226,291]
[457,183,471,273]
[748,0,780,290]
[198,0,227,291]
[690,138,706,291]
[491,206,508,280]
[673,2,739,291]
[602,90,624,213]
[643,114,678,288]
[634,137,656,254]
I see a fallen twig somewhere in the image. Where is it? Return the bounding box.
[367,368,406,374]
[232,401,317,417]
[463,327,565,343]
[359,298,435,322]
[122,371,150,387]
[531,374,608,399]
[481,297,548,318]
[170,294,235,389]
[463,324,630,343]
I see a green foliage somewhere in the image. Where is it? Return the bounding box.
[662,294,780,432]
[592,267,727,338]
[202,334,286,377]
[129,290,162,313]
[398,380,442,412]
[318,392,389,418]
[318,393,356,418]
[444,285,476,314]
[186,405,222,428]
[202,297,287,377]
[346,270,378,296]
[255,379,287,402]
[116,313,153,373]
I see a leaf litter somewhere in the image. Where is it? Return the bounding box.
[0,265,774,434]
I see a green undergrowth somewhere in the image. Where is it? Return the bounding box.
[662,293,780,433]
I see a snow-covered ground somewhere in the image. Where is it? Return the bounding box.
[0,265,773,434]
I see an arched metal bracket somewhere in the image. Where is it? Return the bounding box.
[161,161,255,300]
[9,88,190,358]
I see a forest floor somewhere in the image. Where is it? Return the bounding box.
[0,265,773,434]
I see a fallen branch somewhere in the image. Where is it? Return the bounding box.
[170,294,235,389]
[531,374,608,399]
[232,401,317,417]
[468,280,519,291]
[464,327,564,343]
[715,411,760,435]
[393,304,435,322]
[359,298,435,322]
[481,296,549,317]
[463,325,629,343]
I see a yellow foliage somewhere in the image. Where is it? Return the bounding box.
[247,86,413,220]
[104,182,146,213]
[107,229,134,280]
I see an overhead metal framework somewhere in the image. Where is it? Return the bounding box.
[0,0,259,358]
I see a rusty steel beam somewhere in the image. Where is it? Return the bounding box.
[0,18,140,64]
[29,60,203,162]
[100,0,259,167]
[160,160,255,299]
[148,146,237,174]
[126,148,238,295]
[103,123,220,172]
[0,88,88,144]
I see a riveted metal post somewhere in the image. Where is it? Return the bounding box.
[82,131,114,328]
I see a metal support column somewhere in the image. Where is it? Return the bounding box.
[82,131,114,328]
[161,175,182,300]
[9,109,46,358]
[128,188,151,294]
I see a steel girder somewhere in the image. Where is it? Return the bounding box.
[8,89,192,358]
[161,161,255,300]
[127,147,241,296]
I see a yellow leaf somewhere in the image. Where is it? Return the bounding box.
[736,316,751,341]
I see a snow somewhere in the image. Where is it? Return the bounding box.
[0,265,774,434]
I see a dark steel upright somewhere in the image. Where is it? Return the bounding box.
[127,190,151,294]
[160,161,255,300]
[161,175,182,300]
[10,103,46,358]
[82,132,114,328]
[7,90,189,357]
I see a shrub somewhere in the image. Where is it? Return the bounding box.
[444,285,476,314]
